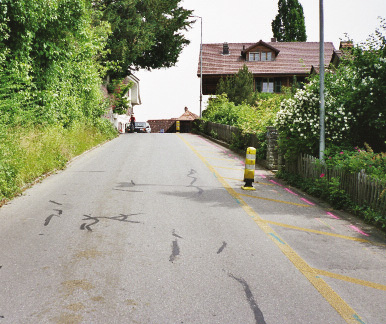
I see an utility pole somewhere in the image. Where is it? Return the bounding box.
[319,0,325,161]
[189,15,203,118]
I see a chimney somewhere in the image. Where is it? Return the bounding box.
[223,42,229,55]
[184,107,188,112]
[271,37,277,42]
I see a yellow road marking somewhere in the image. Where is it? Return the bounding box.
[178,134,365,324]
[313,268,386,291]
[205,156,239,161]
[212,165,244,171]
[239,193,311,207]
[266,220,386,246]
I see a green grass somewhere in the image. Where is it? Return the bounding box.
[0,120,117,203]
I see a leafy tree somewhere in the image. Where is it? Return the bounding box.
[93,0,193,78]
[0,0,110,127]
[272,0,307,42]
[216,65,257,106]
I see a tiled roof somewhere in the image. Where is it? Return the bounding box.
[198,41,336,76]
[177,109,199,121]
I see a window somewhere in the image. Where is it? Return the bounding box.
[249,52,260,61]
[255,78,282,93]
[262,78,274,93]
[248,51,273,61]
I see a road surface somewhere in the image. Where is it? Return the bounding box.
[0,133,385,324]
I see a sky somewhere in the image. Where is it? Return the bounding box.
[134,0,386,122]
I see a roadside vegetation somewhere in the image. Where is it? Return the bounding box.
[203,19,386,228]
[0,0,193,203]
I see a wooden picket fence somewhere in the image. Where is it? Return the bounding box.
[291,154,386,216]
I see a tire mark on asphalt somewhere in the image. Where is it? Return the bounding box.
[49,200,62,206]
[80,213,142,232]
[44,209,63,226]
[187,169,204,195]
[172,230,183,239]
[217,241,227,254]
[169,239,180,262]
[229,273,266,324]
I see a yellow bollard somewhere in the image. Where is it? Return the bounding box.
[242,147,257,190]
[176,121,180,133]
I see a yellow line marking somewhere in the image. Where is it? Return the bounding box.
[222,177,274,186]
[204,157,238,161]
[212,165,244,171]
[314,268,386,291]
[239,193,312,207]
[178,134,364,324]
[266,220,386,246]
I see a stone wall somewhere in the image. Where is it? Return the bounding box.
[266,126,279,170]
[148,119,176,133]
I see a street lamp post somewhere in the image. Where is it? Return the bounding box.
[190,15,203,118]
[319,0,325,161]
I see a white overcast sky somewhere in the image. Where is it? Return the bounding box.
[134,0,386,121]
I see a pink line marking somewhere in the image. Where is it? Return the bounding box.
[349,225,370,237]
[269,179,283,187]
[285,188,299,196]
[300,198,315,206]
[315,218,336,230]
[326,212,340,219]
[255,173,266,178]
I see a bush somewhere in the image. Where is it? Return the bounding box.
[202,93,285,157]
[275,18,386,159]
[324,144,386,182]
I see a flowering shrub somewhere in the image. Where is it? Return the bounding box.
[275,18,386,159]
[274,78,355,160]
[324,144,386,182]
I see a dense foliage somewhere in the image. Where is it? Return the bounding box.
[93,0,193,78]
[202,94,286,157]
[216,65,258,106]
[0,0,110,127]
[275,18,386,160]
[272,0,307,42]
[108,79,133,115]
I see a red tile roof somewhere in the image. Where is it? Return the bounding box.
[198,41,336,76]
[177,109,199,121]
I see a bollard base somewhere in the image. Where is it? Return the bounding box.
[241,185,256,191]
[242,179,256,191]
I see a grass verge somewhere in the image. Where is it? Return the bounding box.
[0,120,117,204]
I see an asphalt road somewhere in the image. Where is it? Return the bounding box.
[0,133,385,324]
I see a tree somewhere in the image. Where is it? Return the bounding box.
[272,0,307,42]
[93,0,193,78]
[216,65,257,106]
[0,0,110,126]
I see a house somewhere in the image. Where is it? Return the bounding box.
[198,39,336,94]
[148,107,199,133]
[311,41,354,75]
[103,74,142,133]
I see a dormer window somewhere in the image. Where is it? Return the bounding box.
[248,51,273,61]
[243,40,280,62]
[249,52,260,61]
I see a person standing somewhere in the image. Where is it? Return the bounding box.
[129,113,136,132]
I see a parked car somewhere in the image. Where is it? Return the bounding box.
[134,122,151,133]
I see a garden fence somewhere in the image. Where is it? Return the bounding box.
[290,154,386,216]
